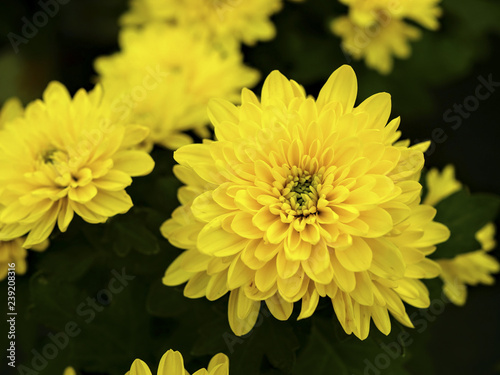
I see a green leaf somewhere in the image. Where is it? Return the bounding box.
[431,190,500,259]
[108,209,161,257]
[230,315,300,375]
[294,317,411,375]
[294,323,350,375]
[35,244,99,282]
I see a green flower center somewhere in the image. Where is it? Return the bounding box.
[281,166,321,217]
[39,148,72,178]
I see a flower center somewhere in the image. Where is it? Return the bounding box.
[38,148,74,184]
[42,148,67,165]
[280,166,321,217]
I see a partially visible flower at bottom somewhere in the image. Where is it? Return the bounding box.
[424,165,500,306]
[64,367,77,375]
[126,349,229,375]
[0,236,48,280]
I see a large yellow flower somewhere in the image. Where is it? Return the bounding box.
[161,65,450,340]
[0,82,155,248]
[424,165,499,306]
[120,0,283,45]
[95,24,259,150]
[127,349,229,375]
[331,0,442,74]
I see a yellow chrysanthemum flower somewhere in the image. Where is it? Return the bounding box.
[63,367,77,375]
[126,349,229,375]
[424,165,500,306]
[120,0,283,45]
[331,0,442,74]
[0,82,155,248]
[95,24,259,150]
[161,65,450,340]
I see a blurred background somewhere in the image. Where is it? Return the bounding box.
[0,0,499,374]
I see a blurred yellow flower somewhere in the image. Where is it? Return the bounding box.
[162,65,449,340]
[126,349,229,375]
[0,82,155,248]
[63,367,77,375]
[331,0,442,74]
[95,24,259,150]
[0,238,48,280]
[424,165,500,306]
[120,0,283,45]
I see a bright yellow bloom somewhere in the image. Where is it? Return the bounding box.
[63,367,77,375]
[95,24,259,150]
[331,0,442,74]
[424,165,500,306]
[120,0,283,45]
[0,82,155,248]
[162,65,450,340]
[126,349,229,375]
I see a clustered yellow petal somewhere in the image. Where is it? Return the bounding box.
[331,0,442,74]
[95,24,259,151]
[161,65,450,340]
[0,82,155,248]
[424,165,500,306]
[126,349,229,375]
[120,0,283,45]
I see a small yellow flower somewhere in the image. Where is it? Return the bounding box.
[424,165,500,306]
[0,238,48,280]
[121,0,283,45]
[0,82,155,248]
[95,24,259,150]
[63,367,77,375]
[331,0,442,74]
[126,349,229,375]
[162,65,450,340]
